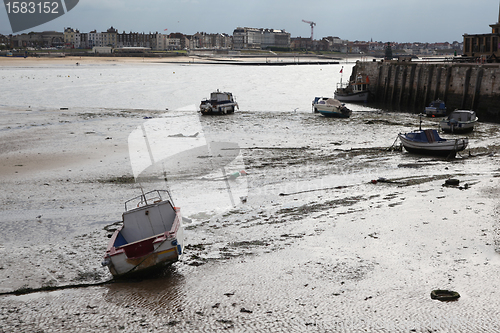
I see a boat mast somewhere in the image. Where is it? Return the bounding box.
[162,166,175,206]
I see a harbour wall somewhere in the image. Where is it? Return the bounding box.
[352,61,500,123]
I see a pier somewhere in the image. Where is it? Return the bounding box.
[353,60,500,123]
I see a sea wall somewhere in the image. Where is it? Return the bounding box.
[352,60,500,123]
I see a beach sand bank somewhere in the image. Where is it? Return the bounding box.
[0,104,500,331]
[1,55,500,331]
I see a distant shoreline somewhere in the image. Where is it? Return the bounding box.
[0,54,361,66]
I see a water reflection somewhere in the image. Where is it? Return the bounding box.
[105,265,186,311]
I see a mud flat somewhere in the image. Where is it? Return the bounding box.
[1,106,500,332]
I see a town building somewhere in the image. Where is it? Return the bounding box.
[117,31,151,48]
[463,4,500,60]
[232,27,290,50]
[10,31,63,48]
[0,34,10,48]
[102,27,118,48]
[64,27,81,48]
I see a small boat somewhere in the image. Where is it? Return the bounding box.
[102,190,184,278]
[440,110,478,133]
[398,129,468,157]
[313,97,352,118]
[425,99,447,117]
[334,73,371,103]
[200,90,238,115]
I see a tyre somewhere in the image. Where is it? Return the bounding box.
[430,289,460,301]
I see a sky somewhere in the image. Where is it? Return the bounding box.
[0,0,499,43]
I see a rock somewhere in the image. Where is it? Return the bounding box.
[445,179,460,186]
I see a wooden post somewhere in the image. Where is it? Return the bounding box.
[433,67,443,101]
[413,65,423,110]
[443,66,452,104]
[390,65,400,106]
[406,65,417,109]
[398,65,408,108]
[461,67,472,109]
[471,67,484,111]
[423,65,434,107]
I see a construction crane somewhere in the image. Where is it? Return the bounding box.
[302,20,316,40]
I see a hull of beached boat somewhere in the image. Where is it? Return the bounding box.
[398,133,468,157]
[105,223,184,278]
[440,111,478,134]
[334,90,370,103]
[440,121,475,133]
[102,191,184,278]
[314,98,352,118]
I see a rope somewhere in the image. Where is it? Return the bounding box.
[0,279,116,296]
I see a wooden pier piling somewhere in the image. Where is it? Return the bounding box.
[352,60,500,123]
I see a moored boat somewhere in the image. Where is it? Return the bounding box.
[425,99,447,117]
[200,90,238,115]
[313,97,352,118]
[102,190,184,278]
[398,129,468,157]
[440,110,478,133]
[334,72,371,103]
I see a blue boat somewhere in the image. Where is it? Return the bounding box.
[398,129,468,157]
[312,97,352,118]
[425,99,447,117]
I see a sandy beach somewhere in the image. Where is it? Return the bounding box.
[1,59,500,332]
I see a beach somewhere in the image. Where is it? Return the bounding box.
[1,58,500,332]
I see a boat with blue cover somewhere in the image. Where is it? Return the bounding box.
[312,97,352,118]
[398,129,468,157]
[425,99,447,117]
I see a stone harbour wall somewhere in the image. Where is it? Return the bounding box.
[353,60,500,123]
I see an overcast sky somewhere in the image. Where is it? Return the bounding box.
[1,0,499,43]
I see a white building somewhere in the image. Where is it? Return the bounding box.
[232,27,290,49]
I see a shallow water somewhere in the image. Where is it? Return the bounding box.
[1,62,500,332]
[0,61,355,112]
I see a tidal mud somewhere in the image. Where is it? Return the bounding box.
[1,106,500,332]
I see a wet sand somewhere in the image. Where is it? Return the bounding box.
[1,103,500,331]
[0,55,191,66]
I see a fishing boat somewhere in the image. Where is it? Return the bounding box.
[313,97,352,118]
[102,190,184,278]
[200,90,238,115]
[334,72,371,103]
[425,99,447,117]
[440,110,478,133]
[398,129,468,157]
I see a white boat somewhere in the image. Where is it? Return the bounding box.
[313,97,352,118]
[200,90,238,115]
[440,110,478,133]
[398,129,468,157]
[334,73,371,103]
[102,190,184,278]
[425,99,447,117]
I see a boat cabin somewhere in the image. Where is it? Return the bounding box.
[405,129,445,143]
[209,91,235,103]
[114,191,178,248]
[447,110,476,122]
[353,73,370,93]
